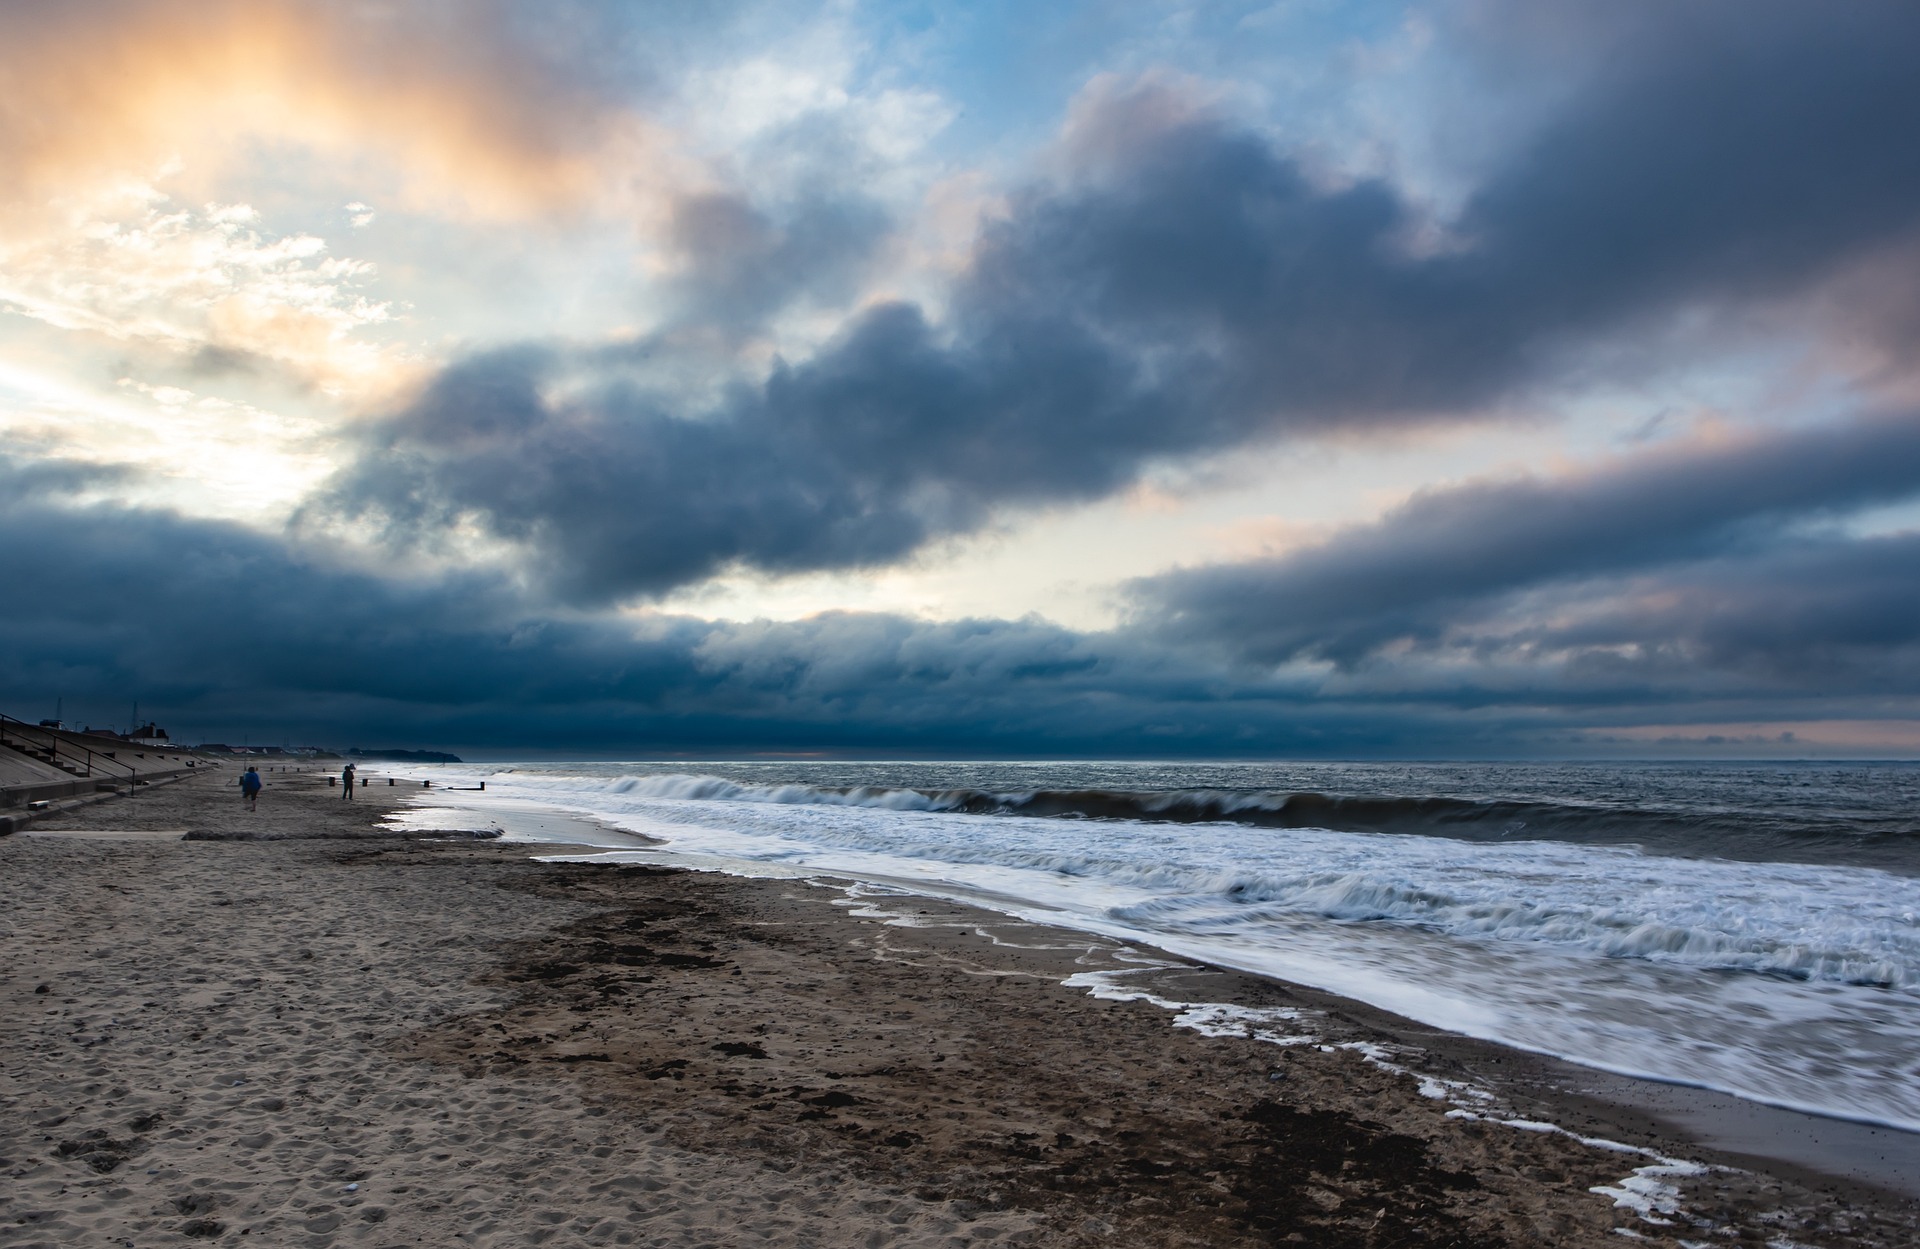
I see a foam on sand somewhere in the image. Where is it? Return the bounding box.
[397,764,1920,1134]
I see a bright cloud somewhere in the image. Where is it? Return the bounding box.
[0,181,398,396]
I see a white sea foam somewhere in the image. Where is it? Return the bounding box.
[506,771,962,811]
[1063,966,1323,1046]
[395,763,1920,1134]
[1067,966,1706,1232]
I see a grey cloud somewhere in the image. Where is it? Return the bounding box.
[323,3,1920,601]
[0,455,130,500]
[1452,0,1920,344]
[1134,411,1920,668]
[0,461,1259,753]
[665,191,892,331]
[185,344,272,379]
[8,461,1919,753]
[320,301,1185,600]
[1518,534,1920,691]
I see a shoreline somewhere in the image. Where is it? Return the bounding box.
[605,856,1920,1206]
[423,785,1920,1198]
[3,770,1914,1246]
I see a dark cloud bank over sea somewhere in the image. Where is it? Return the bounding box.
[1134,411,1920,675]
[0,458,1300,754]
[6,453,1918,756]
[9,2,1920,754]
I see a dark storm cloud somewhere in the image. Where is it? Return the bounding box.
[8,461,1919,753]
[0,459,1282,753]
[1134,412,1920,668]
[320,302,1189,599]
[0,468,677,713]
[1451,0,1920,339]
[322,2,1920,601]
[1510,533,1920,692]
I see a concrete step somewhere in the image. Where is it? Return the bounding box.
[3,736,98,777]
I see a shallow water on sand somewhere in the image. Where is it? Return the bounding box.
[386,760,1920,1135]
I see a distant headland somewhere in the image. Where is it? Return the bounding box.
[346,747,464,764]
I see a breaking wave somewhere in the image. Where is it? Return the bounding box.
[1113,871,1915,989]
[497,770,1916,860]
[419,758,1920,1130]
[483,771,1920,990]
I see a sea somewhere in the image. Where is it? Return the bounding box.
[381,759,1920,1137]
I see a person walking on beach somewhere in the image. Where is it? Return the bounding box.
[239,765,263,812]
[341,762,356,800]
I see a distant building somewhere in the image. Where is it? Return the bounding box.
[79,722,177,748]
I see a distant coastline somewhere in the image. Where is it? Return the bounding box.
[347,747,464,764]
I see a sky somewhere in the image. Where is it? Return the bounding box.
[4,0,1920,758]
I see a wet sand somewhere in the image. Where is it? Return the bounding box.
[2,770,1914,1247]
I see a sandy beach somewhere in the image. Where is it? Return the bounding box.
[2,771,1914,1247]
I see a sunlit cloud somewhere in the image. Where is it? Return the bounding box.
[0,1,693,227]
[0,361,337,521]
[0,180,403,399]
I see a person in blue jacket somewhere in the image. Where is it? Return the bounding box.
[239,765,263,812]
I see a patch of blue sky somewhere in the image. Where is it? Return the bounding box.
[835,0,1418,164]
